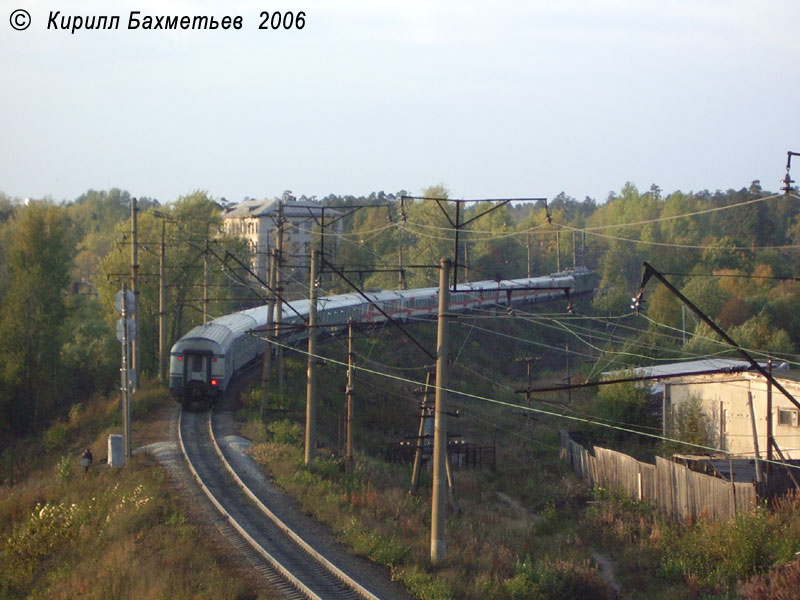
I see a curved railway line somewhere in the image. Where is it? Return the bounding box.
[176,403,409,600]
[165,270,595,598]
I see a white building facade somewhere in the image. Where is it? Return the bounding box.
[222,197,340,284]
[666,368,800,459]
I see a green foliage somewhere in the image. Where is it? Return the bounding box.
[392,565,454,600]
[729,313,795,355]
[593,378,652,441]
[54,455,74,484]
[342,516,410,566]
[0,202,76,434]
[268,419,303,446]
[131,383,169,418]
[664,395,715,455]
[661,509,774,588]
[43,422,69,452]
[96,190,248,378]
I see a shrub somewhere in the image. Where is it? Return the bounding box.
[268,419,302,446]
[661,509,773,589]
[593,378,652,441]
[68,402,83,426]
[663,395,715,455]
[43,422,68,452]
[54,455,73,485]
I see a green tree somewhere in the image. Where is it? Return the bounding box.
[97,191,248,377]
[0,203,76,434]
[593,378,652,442]
[665,395,715,455]
[399,184,453,289]
[468,203,525,282]
[65,188,135,282]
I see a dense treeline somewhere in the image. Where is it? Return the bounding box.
[323,181,800,363]
[0,190,246,440]
[0,179,797,441]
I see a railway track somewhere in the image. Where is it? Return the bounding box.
[177,407,389,600]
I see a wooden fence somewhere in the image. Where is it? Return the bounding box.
[560,431,757,521]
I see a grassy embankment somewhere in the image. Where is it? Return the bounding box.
[240,313,800,600]
[0,385,267,600]
[6,310,800,599]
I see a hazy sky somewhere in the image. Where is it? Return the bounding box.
[2,0,799,204]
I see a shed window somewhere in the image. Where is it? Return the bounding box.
[778,408,799,427]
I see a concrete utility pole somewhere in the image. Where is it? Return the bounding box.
[463,241,469,282]
[398,246,406,290]
[767,359,773,474]
[572,230,576,269]
[158,220,166,384]
[747,391,763,483]
[555,228,561,272]
[517,356,539,430]
[526,232,532,278]
[304,249,319,466]
[260,247,278,420]
[345,318,355,465]
[431,258,451,565]
[203,239,210,323]
[130,197,139,389]
[275,202,286,395]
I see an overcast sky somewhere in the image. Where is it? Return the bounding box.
[2,0,799,204]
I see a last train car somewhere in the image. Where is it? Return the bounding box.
[169,307,266,404]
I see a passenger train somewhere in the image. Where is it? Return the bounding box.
[169,268,595,405]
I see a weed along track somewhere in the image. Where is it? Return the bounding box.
[177,406,392,600]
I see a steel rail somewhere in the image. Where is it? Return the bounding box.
[206,411,382,600]
[177,408,327,600]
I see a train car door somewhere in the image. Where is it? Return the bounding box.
[184,351,211,391]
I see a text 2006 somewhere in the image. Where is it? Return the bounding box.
[259,11,305,29]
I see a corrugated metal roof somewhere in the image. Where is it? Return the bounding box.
[602,358,756,379]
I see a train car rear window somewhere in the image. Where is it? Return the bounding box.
[191,355,204,373]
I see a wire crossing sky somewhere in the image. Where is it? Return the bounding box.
[2,0,799,204]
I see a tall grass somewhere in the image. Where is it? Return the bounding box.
[584,486,800,599]
[248,434,617,599]
[0,387,264,600]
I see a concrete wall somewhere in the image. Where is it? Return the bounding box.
[666,374,800,459]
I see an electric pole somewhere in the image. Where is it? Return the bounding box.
[203,239,210,323]
[158,219,166,384]
[345,318,355,466]
[767,358,773,474]
[275,202,286,395]
[516,356,539,429]
[555,228,561,272]
[304,249,319,466]
[260,246,278,420]
[398,246,406,290]
[526,232,532,278]
[572,230,576,270]
[431,258,451,565]
[130,197,139,389]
